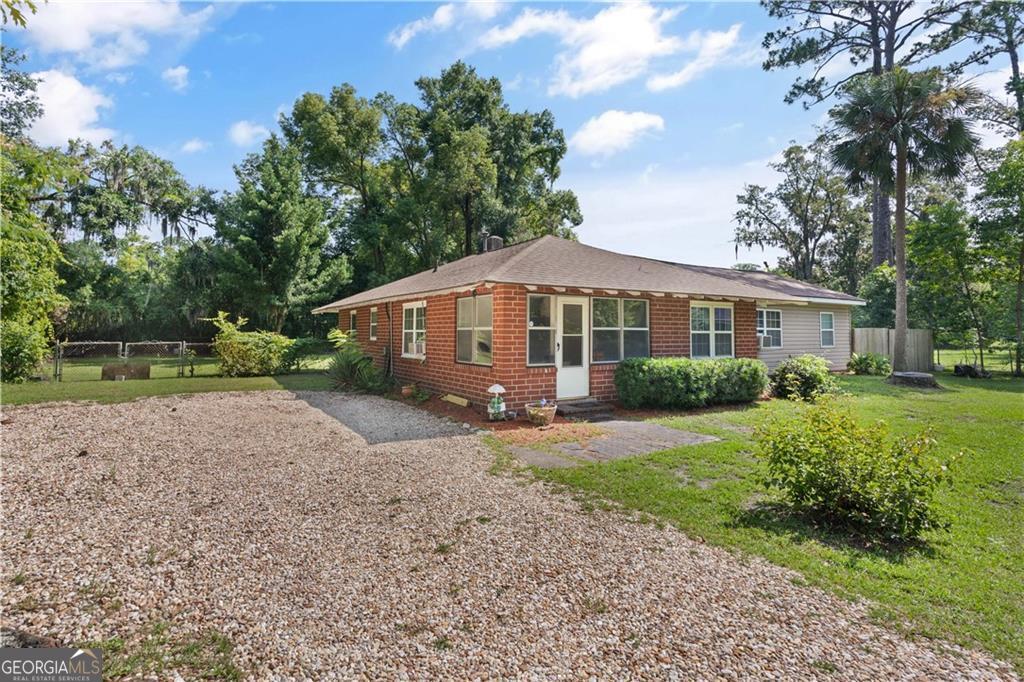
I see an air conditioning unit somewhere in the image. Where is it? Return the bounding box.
[759,334,772,349]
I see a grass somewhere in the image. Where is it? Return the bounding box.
[1,371,331,405]
[82,621,242,680]
[935,346,1019,374]
[532,374,1024,670]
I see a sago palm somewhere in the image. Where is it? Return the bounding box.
[829,67,980,373]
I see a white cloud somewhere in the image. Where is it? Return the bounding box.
[180,138,208,154]
[388,2,505,49]
[228,120,270,147]
[29,70,115,146]
[161,65,189,92]
[647,24,743,91]
[570,159,786,268]
[970,66,1012,100]
[105,72,130,85]
[718,122,744,134]
[964,67,1018,149]
[479,3,683,97]
[22,1,214,69]
[570,110,665,157]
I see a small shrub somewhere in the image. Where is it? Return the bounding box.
[847,352,892,376]
[207,312,293,377]
[280,337,324,372]
[709,358,771,404]
[615,357,768,409]
[1,319,50,383]
[756,398,961,540]
[325,330,389,393]
[770,354,838,400]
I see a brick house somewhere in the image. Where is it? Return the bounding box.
[313,236,863,410]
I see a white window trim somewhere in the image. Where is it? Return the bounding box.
[690,301,735,359]
[819,311,836,348]
[402,300,427,359]
[456,295,493,366]
[757,308,783,349]
[369,307,378,341]
[526,294,556,367]
[591,297,650,364]
[349,310,357,333]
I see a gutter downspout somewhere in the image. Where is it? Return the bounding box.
[386,301,394,377]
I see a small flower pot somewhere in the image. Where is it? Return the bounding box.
[401,384,416,398]
[525,402,557,427]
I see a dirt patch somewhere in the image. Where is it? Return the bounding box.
[388,392,575,432]
[495,422,608,447]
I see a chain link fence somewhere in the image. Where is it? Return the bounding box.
[50,340,222,382]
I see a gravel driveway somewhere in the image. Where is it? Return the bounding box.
[0,391,1015,679]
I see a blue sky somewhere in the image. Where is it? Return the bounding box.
[9,1,1016,267]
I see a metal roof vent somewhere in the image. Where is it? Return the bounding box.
[481,235,504,252]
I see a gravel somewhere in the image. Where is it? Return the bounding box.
[1,391,1016,680]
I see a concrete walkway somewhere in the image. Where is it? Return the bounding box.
[509,419,718,468]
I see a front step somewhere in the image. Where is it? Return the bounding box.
[557,399,615,422]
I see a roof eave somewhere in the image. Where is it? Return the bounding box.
[311,280,863,315]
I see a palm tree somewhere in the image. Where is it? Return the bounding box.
[829,67,980,372]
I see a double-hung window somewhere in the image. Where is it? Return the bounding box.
[691,303,733,358]
[820,312,835,348]
[456,295,493,365]
[402,301,426,358]
[369,307,378,340]
[592,298,650,363]
[757,309,782,348]
[527,294,555,365]
[349,310,357,333]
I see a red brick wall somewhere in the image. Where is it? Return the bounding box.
[338,286,760,409]
[338,286,501,407]
[734,300,759,359]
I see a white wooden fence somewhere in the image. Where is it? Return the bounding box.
[852,328,934,372]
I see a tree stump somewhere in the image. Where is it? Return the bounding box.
[888,371,941,389]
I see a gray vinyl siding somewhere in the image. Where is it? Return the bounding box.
[757,304,852,371]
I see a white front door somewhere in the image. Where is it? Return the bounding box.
[556,297,589,399]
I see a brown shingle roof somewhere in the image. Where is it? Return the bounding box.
[313,235,862,312]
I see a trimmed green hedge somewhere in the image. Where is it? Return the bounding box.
[614,357,769,409]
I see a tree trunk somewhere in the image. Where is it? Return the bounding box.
[872,183,893,266]
[868,9,895,268]
[893,145,909,372]
[1006,24,1024,133]
[462,195,474,257]
[1016,241,1024,375]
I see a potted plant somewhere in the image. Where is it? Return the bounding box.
[401,383,416,398]
[525,398,557,426]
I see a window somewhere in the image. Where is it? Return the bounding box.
[820,312,835,348]
[757,309,782,348]
[456,295,493,365]
[349,310,357,333]
[591,297,649,363]
[402,301,426,358]
[369,307,378,340]
[527,294,555,366]
[691,303,733,358]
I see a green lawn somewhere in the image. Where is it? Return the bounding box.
[534,374,1024,671]
[2,354,336,406]
[935,346,1018,373]
[1,371,331,405]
